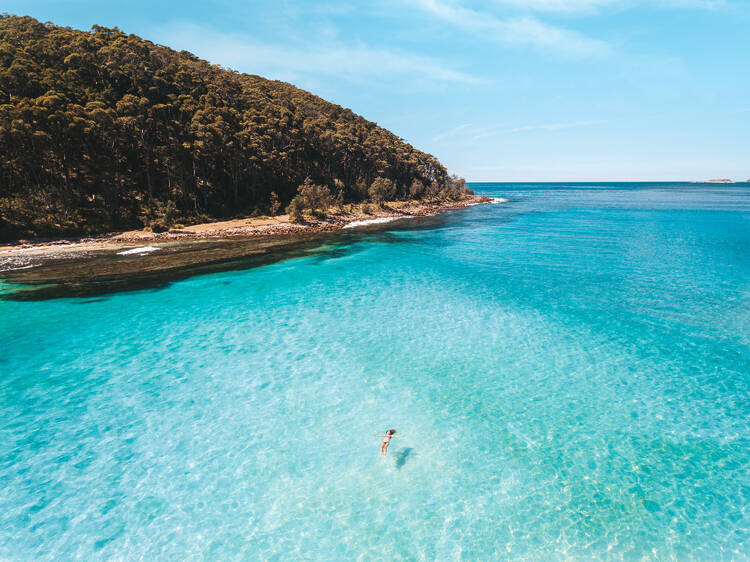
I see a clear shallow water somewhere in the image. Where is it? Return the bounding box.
[1,182,750,560]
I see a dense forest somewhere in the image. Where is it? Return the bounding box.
[0,15,468,240]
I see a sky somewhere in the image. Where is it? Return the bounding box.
[6,0,750,181]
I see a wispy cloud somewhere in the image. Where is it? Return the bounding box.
[475,119,604,140]
[153,23,481,88]
[491,0,618,13]
[491,0,728,13]
[412,0,611,57]
[432,123,479,142]
[432,120,604,143]
[654,0,728,9]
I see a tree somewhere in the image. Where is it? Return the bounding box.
[269,191,280,215]
[0,15,460,240]
[286,198,304,223]
[425,181,442,200]
[409,179,425,199]
[286,178,334,221]
[442,174,471,200]
[368,177,396,205]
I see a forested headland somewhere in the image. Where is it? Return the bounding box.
[0,15,470,240]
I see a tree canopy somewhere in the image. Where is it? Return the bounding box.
[0,15,463,240]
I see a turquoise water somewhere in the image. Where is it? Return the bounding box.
[2,183,750,560]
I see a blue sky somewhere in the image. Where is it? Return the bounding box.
[7,1,750,181]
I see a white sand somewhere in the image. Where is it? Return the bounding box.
[343,217,402,229]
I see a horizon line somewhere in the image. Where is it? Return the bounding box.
[465,179,750,183]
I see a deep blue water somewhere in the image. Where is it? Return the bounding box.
[1,182,749,559]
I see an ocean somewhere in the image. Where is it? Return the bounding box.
[1,182,749,559]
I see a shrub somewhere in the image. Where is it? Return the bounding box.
[332,178,345,207]
[425,181,442,200]
[142,199,178,232]
[354,179,369,200]
[286,178,334,222]
[286,198,304,222]
[443,175,468,200]
[409,179,425,199]
[269,191,281,215]
[368,177,396,204]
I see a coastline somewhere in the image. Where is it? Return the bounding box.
[0,195,499,300]
[0,195,496,257]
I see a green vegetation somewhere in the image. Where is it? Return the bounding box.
[286,178,335,221]
[0,15,470,240]
[368,177,397,205]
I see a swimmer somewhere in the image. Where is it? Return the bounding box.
[374,428,403,456]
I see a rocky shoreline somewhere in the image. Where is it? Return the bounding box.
[0,195,493,256]
[0,195,497,300]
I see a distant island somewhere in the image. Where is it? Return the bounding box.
[0,15,478,242]
[705,179,733,183]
